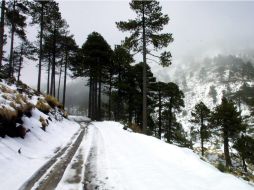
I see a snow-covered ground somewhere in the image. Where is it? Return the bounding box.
[0,113,80,190]
[76,121,254,190]
[68,115,91,122]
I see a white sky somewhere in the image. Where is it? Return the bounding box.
[21,1,254,85]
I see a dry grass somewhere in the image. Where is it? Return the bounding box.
[0,85,15,94]
[36,99,51,113]
[45,95,63,109]
[128,123,142,133]
[0,106,17,121]
[39,116,48,131]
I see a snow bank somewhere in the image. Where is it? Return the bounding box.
[86,121,254,190]
[68,115,91,122]
[0,116,80,190]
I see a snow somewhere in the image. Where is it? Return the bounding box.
[0,113,80,190]
[68,115,91,122]
[82,121,254,190]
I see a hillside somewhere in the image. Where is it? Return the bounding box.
[0,79,82,189]
[170,54,254,180]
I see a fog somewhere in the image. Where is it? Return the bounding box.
[16,1,254,112]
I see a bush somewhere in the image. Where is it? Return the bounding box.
[39,116,48,131]
[36,99,51,114]
[0,106,17,121]
[216,162,230,173]
[128,123,142,133]
[45,95,63,109]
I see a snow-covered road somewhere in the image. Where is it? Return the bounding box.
[80,121,254,190]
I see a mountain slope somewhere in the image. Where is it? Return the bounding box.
[0,79,82,189]
[77,121,253,190]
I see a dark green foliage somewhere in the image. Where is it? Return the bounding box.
[116,0,173,132]
[71,32,112,121]
[211,97,245,167]
[190,101,211,156]
[233,135,254,172]
[159,82,185,143]
[116,1,173,66]
[216,162,230,173]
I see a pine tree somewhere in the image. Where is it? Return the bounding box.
[29,0,50,92]
[233,134,254,172]
[60,34,78,107]
[111,45,133,121]
[116,0,173,133]
[190,101,211,156]
[162,82,184,143]
[151,81,168,139]
[13,41,37,81]
[5,0,28,77]
[211,97,244,167]
[71,32,112,121]
[0,0,5,69]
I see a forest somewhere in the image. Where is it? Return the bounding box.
[1,0,254,184]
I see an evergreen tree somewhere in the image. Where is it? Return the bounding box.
[29,0,51,92]
[151,81,167,139]
[5,0,29,77]
[111,45,133,120]
[210,97,245,167]
[190,101,211,156]
[0,0,5,69]
[71,32,112,121]
[162,82,184,143]
[60,34,78,107]
[233,134,254,172]
[116,0,173,133]
[13,41,37,81]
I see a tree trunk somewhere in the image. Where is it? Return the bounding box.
[91,76,95,120]
[128,95,132,124]
[57,61,62,100]
[47,54,51,94]
[50,27,56,96]
[167,101,172,143]
[0,0,5,69]
[158,90,162,139]
[8,0,16,78]
[242,156,247,172]
[93,76,98,120]
[142,2,147,133]
[200,114,204,156]
[37,2,44,92]
[108,72,112,120]
[17,44,23,82]
[223,129,232,167]
[62,52,68,108]
[88,76,92,118]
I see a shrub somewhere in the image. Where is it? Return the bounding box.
[216,162,230,173]
[128,123,142,133]
[0,85,15,94]
[0,106,17,121]
[36,99,51,114]
[39,116,48,131]
[45,95,63,109]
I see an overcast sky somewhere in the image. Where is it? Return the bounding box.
[21,1,254,85]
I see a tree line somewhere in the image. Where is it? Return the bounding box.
[1,0,253,175]
[191,98,254,171]
[0,0,78,107]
